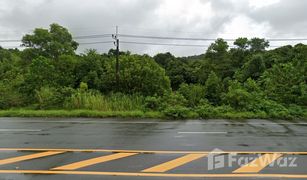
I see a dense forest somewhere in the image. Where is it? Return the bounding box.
[0,24,306,119]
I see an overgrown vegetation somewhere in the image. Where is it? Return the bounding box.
[0,24,306,119]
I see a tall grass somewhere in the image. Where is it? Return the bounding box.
[65,91,145,111]
[0,109,163,118]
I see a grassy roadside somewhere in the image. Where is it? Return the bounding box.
[0,109,306,120]
[0,109,163,119]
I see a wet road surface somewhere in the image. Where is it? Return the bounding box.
[0,117,306,179]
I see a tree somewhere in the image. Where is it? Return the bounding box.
[165,59,188,90]
[261,62,306,105]
[236,54,266,81]
[230,37,251,69]
[223,79,267,111]
[153,52,189,90]
[207,38,229,55]
[224,82,252,110]
[153,52,175,68]
[54,55,79,87]
[206,39,232,78]
[248,38,269,53]
[0,52,25,108]
[234,37,249,49]
[186,59,214,85]
[21,56,56,101]
[178,83,206,107]
[264,45,294,66]
[104,54,171,96]
[76,50,107,91]
[22,23,78,59]
[204,71,222,105]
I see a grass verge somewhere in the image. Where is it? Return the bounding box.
[0,109,163,119]
[0,109,306,120]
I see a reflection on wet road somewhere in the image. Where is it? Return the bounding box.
[0,118,306,179]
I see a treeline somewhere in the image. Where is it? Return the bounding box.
[0,24,306,119]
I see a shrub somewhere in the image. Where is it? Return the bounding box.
[258,100,290,118]
[0,82,24,109]
[106,93,144,111]
[144,96,160,110]
[224,87,252,110]
[178,83,206,107]
[288,104,305,117]
[204,71,223,105]
[35,86,74,109]
[214,105,234,114]
[195,103,217,118]
[159,92,188,110]
[65,88,144,111]
[261,62,306,105]
[103,54,171,96]
[163,106,192,119]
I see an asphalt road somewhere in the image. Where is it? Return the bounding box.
[0,117,306,180]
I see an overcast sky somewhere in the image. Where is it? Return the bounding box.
[0,0,306,56]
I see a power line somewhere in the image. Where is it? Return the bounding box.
[0,39,21,42]
[0,34,112,43]
[119,34,225,41]
[0,46,21,48]
[0,40,291,49]
[119,34,307,42]
[89,40,281,48]
[267,38,307,41]
[74,40,214,47]
[74,34,112,40]
[78,41,114,45]
[2,33,307,43]
[76,40,214,47]
[120,41,211,47]
[0,33,305,50]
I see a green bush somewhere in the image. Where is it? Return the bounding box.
[103,54,171,96]
[1,25,307,120]
[0,82,24,109]
[288,104,305,117]
[35,86,74,109]
[158,92,188,110]
[65,86,144,111]
[178,83,206,107]
[204,71,223,105]
[163,106,192,119]
[214,105,234,114]
[144,92,191,112]
[224,87,252,110]
[106,93,144,111]
[258,100,290,118]
[144,96,160,110]
[195,103,217,118]
[261,62,306,105]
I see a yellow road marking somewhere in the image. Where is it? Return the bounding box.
[0,151,65,165]
[52,153,137,170]
[0,170,306,178]
[233,153,283,173]
[142,153,207,172]
[0,148,307,155]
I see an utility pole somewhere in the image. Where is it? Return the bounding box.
[112,26,120,89]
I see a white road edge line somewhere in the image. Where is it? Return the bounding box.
[0,120,306,125]
[0,129,42,132]
[177,132,228,134]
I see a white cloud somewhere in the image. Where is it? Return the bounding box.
[218,15,272,38]
[248,0,280,9]
[155,0,213,23]
[0,0,306,56]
